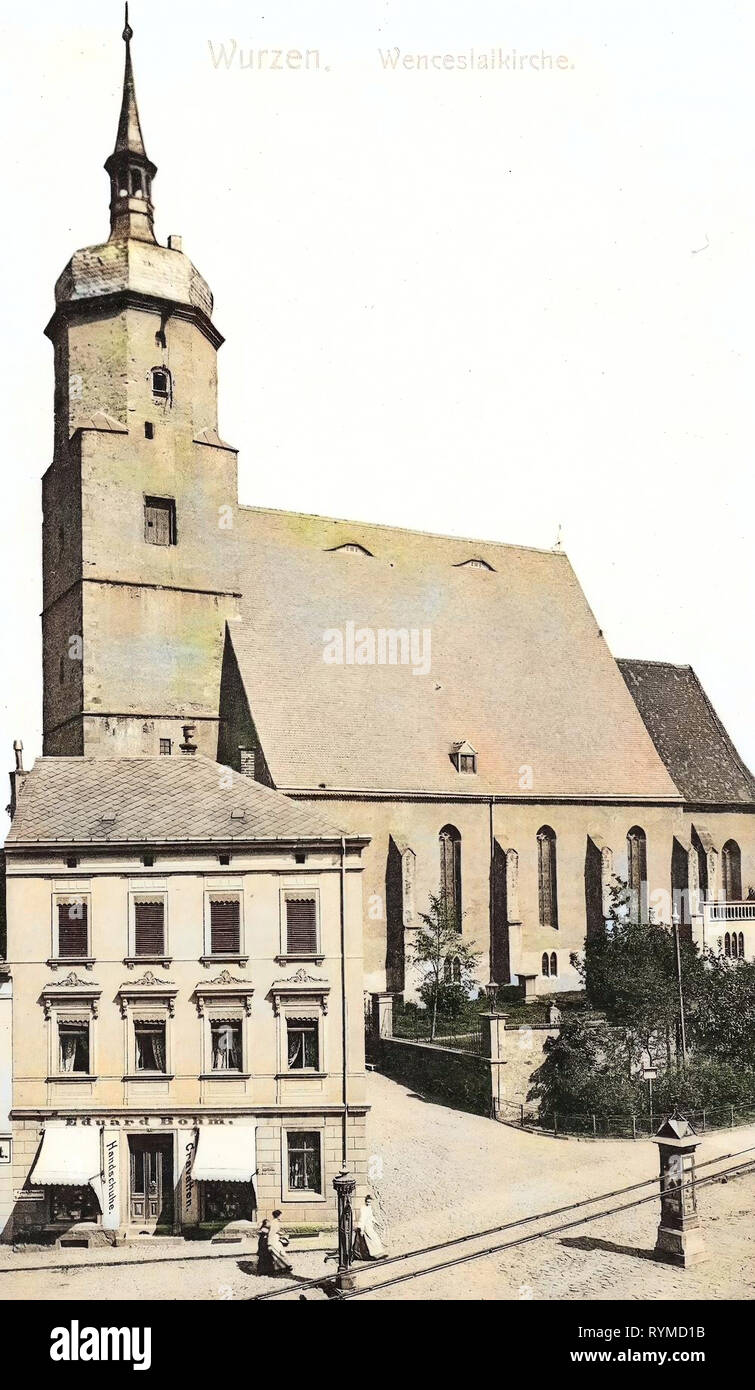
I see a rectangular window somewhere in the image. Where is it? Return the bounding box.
[134,1022,167,1073]
[211,1021,242,1072]
[144,496,176,547]
[210,898,241,954]
[134,899,165,956]
[57,901,88,958]
[287,1130,322,1193]
[58,1021,89,1074]
[159,738,172,755]
[286,1019,319,1071]
[285,898,317,955]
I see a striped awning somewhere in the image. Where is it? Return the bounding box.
[191,1124,257,1184]
[30,1123,101,1189]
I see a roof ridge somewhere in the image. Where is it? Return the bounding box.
[237,502,569,560]
[617,657,693,671]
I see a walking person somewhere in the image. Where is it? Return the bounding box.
[267,1209,294,1275]
[256,1218,274,1277]
[352,1194,386,1261]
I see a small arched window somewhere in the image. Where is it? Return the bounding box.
[439,825,462,932]
[627,826,648,923]
[443,955,461,984]
[739,932,745,959]
[721,840,742,903]
[541,952,550,978]
[550,952,558,978]
[537,826,558,929]
[724,932,732,957]
[150,366,171,402]
[328,542,373,557]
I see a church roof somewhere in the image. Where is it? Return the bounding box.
[227,506,681,800]
[6,756,353,846]
[52,239,213,317]
[617,659,755,806]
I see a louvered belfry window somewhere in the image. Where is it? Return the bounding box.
[210,898,241,954]
[134,900,165,955]
[286,897,318,955]
[58,901,88,957]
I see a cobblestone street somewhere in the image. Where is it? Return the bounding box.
[2,1072,753,1301]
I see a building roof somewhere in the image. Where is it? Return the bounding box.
[617,660,755,806]
[227,506,681,800]
[5,756,353,846]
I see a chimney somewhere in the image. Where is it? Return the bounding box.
[9,739,27,819]
[179,722,197,756]
[168,234,183,252]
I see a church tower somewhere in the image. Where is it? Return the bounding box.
[42,9,240,758]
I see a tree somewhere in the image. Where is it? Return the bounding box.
[409,892,480,1039]
[528,1017,639,1118]
[571,875,706,1067]
[691,952,755,1070]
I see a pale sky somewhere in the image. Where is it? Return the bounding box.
[1,0,753,811]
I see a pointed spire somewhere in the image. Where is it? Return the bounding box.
[104,5,157,243]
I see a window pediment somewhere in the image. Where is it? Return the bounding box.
[117,970,178,1018]
[270,968,330,1017]
[194,969,255,1018]
[41,971,102,1020]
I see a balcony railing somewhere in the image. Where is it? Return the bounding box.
[705,901,755,922]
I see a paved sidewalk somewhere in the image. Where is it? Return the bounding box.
[1,1072,753,1300]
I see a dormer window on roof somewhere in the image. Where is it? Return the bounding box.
[455,558,495,571]
[328,543,373,557]
[451,741,477,774]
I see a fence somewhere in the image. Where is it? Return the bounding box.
[392,1007,484,1056]
[499,1098,755,1140]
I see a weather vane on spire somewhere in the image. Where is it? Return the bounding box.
[123,3,133,44]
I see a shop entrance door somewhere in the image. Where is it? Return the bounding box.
[129,1135,174,1228]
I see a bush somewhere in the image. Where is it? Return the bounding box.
[651,1057,755,1112]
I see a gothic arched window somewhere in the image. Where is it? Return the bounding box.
[439,825,462,932]
[537,826,558,929]
[721,840,742,903]
[739,932,745,959]
[541,952,550,977]
[627,826,648,922]
[724,932,732,958]
[550,952,558,978]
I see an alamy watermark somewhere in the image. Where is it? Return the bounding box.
[323,622,431,676]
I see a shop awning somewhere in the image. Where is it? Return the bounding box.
[191,1124,257,1183]
[30,1124,102,1188]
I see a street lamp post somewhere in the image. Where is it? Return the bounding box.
[671,911,688,1065]
[332,1169,357,1293]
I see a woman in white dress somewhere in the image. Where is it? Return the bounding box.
[267,1209,294,1275]
[352,1194,385,1261]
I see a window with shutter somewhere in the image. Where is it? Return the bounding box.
[286,898,318,954]
[210,898,241,954]
[58,901,89,957]
[144,496,176,546]
[134,900,165,955]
